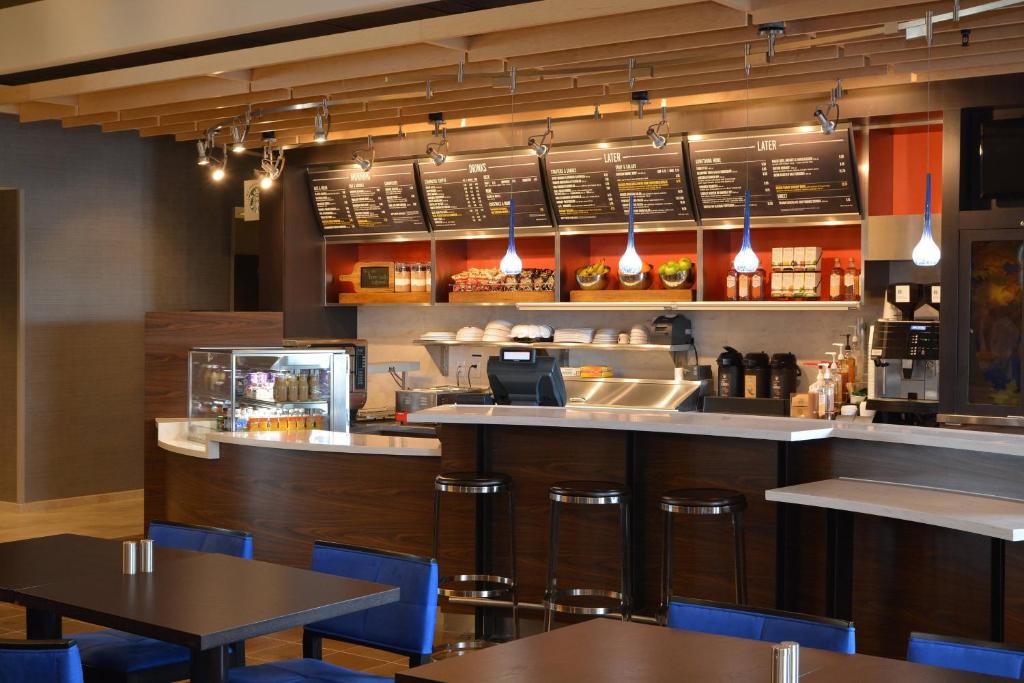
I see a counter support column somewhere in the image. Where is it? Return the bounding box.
[775,442,801,611]
[991,538,1006,642]
[826,509,854,621]
[626,431,644,611]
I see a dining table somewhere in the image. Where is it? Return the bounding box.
[0,534,399,683]
[395,618,1010,682]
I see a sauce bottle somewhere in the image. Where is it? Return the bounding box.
[829,257,843,301]
[750,267,767,301]
[844,257,860,301]
[726,268,738,301]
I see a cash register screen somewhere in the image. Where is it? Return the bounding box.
[487,349,567,407]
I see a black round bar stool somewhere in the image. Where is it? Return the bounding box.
[544,480,631,632]
[660,488,748,623]
[431,472,518,658]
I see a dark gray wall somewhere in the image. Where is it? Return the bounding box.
[0,114,232,502]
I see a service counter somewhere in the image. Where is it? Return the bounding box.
[149,405,1024,658]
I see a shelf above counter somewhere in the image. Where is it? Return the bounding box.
[516,300,862,311]
[413,339,693,352]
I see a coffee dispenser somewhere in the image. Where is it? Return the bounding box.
[769,353,801,400]
[716,347,744,397]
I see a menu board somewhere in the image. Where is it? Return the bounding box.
[545,141,693,227]
[417,152,550,231]
[687,127,859,220]
[307,162,426,234]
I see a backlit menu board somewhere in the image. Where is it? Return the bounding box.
[545,140,693,227]
[307,161,426,235]
[687,127,859,220]
[417,152,550,231]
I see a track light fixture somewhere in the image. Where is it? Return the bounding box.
[427,128,449,166]
[196,135,211,166]
[312,100,331,143]
[352,136,375,172]
[256,136,285,190]
[528,117,553,157]
[647,105,669,149]
[813,79,843,135]
[231,111,250,154]
[210,145,228,182]
[758,23,785,62]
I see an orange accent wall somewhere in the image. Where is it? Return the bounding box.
[702,224,861,301]
[869,125,943,216]
[560,231,698,292]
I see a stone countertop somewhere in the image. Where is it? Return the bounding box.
[408,405,1024,457]
[156,418,441,459]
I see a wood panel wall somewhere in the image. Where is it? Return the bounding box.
[143,310,283,522]
[0,190,21,502]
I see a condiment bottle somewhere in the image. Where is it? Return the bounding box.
[844,257,860,301]
[738,271,751,301]
[726,268,739,301]
[750,267,767,301]
[829,257,843,301]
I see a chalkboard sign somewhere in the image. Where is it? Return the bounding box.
[686,126,860,221]
[307,161,426,235]
[360,266,391,289]
[417,151,550,231]
[544,140,694,229]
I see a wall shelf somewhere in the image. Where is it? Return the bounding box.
[516,300,861,312]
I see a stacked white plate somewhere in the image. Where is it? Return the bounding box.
[629,324,651,345]
[455,326,484,342]
[593,328,619,345]
[420,331,456,342]
[482,320,513,342]
[553,327,595,344]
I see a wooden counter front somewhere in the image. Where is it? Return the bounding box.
[159,443,441,568]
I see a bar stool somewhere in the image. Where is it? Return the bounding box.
[431,471,518,657]
[660,488,748,623]
[544,480,631,632]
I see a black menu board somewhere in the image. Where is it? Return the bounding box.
[544,140,693,227]
[687,127,859,220]
[307,161,426,235]
[417,152,550,231]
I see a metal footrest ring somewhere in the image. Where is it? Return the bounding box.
[545,587,628,616]
[431,639,500,661]
[438,573,515,599]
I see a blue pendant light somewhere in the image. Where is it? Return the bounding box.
[499,197,523,275]
[912,173,941,266]
[733,190,759,273]
[618,195,643,276]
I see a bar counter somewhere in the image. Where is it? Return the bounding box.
[149,405,1024,658]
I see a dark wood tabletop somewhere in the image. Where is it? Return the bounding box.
[0,534,399,683]
[395,619,1008,682]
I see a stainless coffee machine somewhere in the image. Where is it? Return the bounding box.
[867,283,940,423]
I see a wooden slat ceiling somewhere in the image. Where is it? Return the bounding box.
[4,0,1023,148]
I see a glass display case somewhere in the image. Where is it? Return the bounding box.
[187,348,350,442]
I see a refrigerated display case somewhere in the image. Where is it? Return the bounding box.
[187,348,350,442]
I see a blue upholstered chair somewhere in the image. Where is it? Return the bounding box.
[907,632,1024,679]
[0,639,85,683]
[228,542,438,683]
[70,521,253,683]
[667,597,856,654]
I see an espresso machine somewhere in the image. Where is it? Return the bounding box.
[867,283,940,424]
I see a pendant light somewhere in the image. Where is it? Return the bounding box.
[912,11,941,267]
[619,195,643,275]
[499,68,522,276]
[732,44,760,274]
[734,190,759,272]
[500,197,523,275]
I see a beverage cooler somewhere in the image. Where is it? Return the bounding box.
[187,348,350,442]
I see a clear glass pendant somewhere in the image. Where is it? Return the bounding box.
[733,190,760,273]
[618,195,643,276]
[912,172,941,267]
[499,197,523,275]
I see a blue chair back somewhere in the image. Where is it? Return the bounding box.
[908,632,1024,679]
[305,542,438,657]
[0,639,84,683]
[667,598,856,654]
[148,520,253,559]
